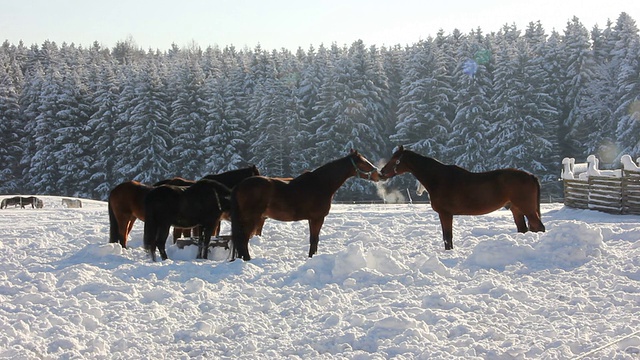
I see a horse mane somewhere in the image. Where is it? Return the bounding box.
[295,152,355,183]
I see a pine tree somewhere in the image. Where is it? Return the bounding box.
[559,17,596,159]
[28,58,65,194]
[578,21,619,159]
[448,29,494,172]
[0,52,22,192]
[114,57,172,183]
[86,60,120,199]
[392,39,452,160]
[311,41,390,199]
[613,13,640,157]
[52,62,92,196]
[203,56,250,172]
[489,24,555,178]
[168,53,208,179]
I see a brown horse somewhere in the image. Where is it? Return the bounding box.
[107,166,260,248]
[230,150,381,261]
[108,181,154,248]
[380,146,545,250]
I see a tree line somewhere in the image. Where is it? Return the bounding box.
[0,12,638,201]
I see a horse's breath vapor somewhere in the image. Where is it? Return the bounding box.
[375,182,406,204]
[375,159,406,204]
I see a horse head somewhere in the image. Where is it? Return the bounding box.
[380,145,408,179]
[349,149,381,182]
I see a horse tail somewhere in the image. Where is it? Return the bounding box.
[535,175,542,217]
[108,200,121,244]
[230,188,246,261]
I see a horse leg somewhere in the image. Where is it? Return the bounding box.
[231,216,256,261]
[256,217,266,236]
[172,227,181,244]
[157,225,171,261]
[438,212,454,250]
[122,216,136,248]
[214,220,221,237]
[200,225,216,260]
[196,226,207,259]
[510,207,529,233]
[525,212,546,232]
[308,217,325,258]
[143,220,157,261]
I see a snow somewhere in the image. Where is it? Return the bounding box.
[1,196,640,359]
[621,155,640,172]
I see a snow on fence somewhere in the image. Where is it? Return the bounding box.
[562,155,640,215]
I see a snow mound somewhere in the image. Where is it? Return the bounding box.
[465,221,604,271]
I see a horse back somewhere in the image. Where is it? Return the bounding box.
[203,166,260,189]
[235,175,331,221]
[154,177,195,187]
[109,180,153,221]
[183,179,232,214]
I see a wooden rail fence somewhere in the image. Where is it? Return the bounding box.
[563,170,640,215]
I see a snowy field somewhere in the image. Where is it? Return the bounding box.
[1,196,639,359]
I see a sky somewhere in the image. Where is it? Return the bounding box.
[2,0,639,52]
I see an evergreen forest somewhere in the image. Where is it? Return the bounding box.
[1,13,639,202]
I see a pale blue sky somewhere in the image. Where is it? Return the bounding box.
[2,0,638,51]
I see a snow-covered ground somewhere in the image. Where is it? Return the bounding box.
[1,196,639,359]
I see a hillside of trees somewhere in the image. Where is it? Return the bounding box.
[1,13,639,201]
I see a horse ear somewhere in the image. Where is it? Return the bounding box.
[398,145,404,152]
[350,149,358,155]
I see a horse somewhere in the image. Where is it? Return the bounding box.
[61,198,82,208]
[380,145,545,250]
[108,181,154,248]
[153,177,200,241]
[230,150,381,261]
[1,196,39,209]
[155,166,262,242]
[144,179,231,261]
[22,196,42,208]
[107,166,259,248]
[1,197,22,209]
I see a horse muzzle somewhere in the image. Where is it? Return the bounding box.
[369,170,383,182]
[379,168,395,180]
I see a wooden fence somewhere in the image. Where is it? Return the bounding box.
[563,170,640,214]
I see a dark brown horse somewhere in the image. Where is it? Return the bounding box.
[153,177,202,241]
[107,166,259,248]
[144,179,231,261]
[1,196,42,209]
[230,150,381,261]
[156,166,262,242]
[380,146,545,250]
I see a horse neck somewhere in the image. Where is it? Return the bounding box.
[405,152,442,190]
[310,156,355,192]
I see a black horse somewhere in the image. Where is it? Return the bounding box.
[143,179,232,261]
